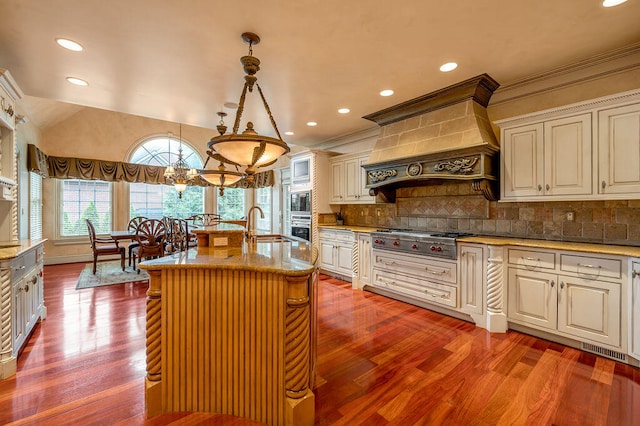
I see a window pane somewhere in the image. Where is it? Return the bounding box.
[130,183,204,219]
[217,188,245,220]
[30,172,43,240]
[255,187,271,232]
[129,136,205,220]
[61,180,111,236]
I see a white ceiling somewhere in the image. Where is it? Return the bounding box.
[1,0,639,147]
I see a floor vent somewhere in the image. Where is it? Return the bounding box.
[581,342,627,362]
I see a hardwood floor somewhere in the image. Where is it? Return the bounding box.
[0,263,638,425]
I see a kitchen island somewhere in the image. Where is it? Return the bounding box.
[139,238,318,426]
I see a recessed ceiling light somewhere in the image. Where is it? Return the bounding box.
[285,131,294,136]
[307,121,317,127]
[602,0,627,6]
[439,62,458,72]
[56,38,83,51]
[66,77,88,86]
[338,108,350,114]
[380,89,394,97]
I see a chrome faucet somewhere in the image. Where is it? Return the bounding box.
[246,205,265,242]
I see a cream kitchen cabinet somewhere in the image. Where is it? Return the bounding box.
[330,153,375,204]
[630,260,640,361]
[1,242,46,380]
[507,248,623,350]
[598,103,640,196]
[355,233,372,289]
[459,244,485,316]
[501,113,592,201]
[318,229,354,279]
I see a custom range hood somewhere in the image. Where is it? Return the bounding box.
[362,74,500,202]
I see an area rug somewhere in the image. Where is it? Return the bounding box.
[76,260,150,290]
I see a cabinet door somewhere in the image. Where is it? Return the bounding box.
[330,161,345,203]
[336,242,354,276]
[357,157,375,202]
[502,124,544,198]
[12,279,26,354]
[319,240,337,271]
[543,114,592,196]
[357,234,372,286]
[507,268,557,330]
[598,104,640,195]
[631,261,640,359]
[460,244,484,315]
[557,275,621,348]
[344,158,360,202]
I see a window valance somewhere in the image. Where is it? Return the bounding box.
[27,144,273,188]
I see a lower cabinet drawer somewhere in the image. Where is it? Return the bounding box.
[560,254,621,279]
[372,269,458,308]
[373,251,457,285]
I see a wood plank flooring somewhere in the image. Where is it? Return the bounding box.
[0,263,638,425]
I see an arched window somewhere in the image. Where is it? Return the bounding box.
[128,135,205,219]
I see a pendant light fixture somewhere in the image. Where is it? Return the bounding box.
[199,111,245,195]
[163,125,198,198]
[206,32,290,182]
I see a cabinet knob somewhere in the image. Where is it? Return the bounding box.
[31,276,38,285]
[633,270,639,279]
[546,184,550,191]
[560,281,565,289]
[24,284,29,293]
[538,184,542,191]
[601,180,606,190]
[550,280,555,287]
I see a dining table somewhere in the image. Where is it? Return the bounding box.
[110,230,137,241]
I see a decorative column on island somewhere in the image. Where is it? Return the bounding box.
[141,225,318,426]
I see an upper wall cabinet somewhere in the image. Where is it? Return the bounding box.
[0,69,22,188]
[497,89,640,202]
[330,152,375,204]
[598,103,640,195]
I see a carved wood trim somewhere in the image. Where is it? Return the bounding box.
[285,274,311,399]
[145,270,162,382]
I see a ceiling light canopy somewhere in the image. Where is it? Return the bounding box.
[207,32,289,181]
[56,38,83,51]
[380,89,394,97]
[439,62,458,72]
[602,0,627,6]
[66,77,88,86]
[338,108,350,114]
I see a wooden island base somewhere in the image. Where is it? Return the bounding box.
[141,241,318,426]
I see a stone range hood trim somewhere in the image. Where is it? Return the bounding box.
[362,74,500,202]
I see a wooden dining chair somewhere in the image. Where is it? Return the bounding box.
[131,219,167,273]
[165,218,190,253]
[86,219,125,275]
[127,216,147,266]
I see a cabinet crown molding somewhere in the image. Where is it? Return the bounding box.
[495,88,640,128]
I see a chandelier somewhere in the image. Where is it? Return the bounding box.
[199,112,245,195]
[163,128,198,198]
[207,32,290,182]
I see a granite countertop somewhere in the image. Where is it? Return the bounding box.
[0,239,47,260]
[191,222,246,233]
[139,239,315,275]
[459,235,640,257]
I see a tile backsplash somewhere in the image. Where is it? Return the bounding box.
[339,182,640,246]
